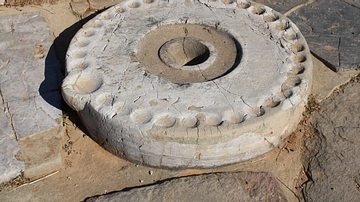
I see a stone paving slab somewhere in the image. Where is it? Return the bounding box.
[0,91,24,183]
[254,0,308,13]
[85,172,287,202]
[0,12,63,183]
[303,76,360,201]
[256,0,360,71]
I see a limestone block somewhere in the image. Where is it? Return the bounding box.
[0,12,64,182]
[6,98,60,140]
[62,0,313,168]
[0,137,24,184]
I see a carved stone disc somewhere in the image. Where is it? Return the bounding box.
[62,0,312,168]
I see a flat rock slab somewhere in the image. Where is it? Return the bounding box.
[0,12,63,183]
[254,0,308,13]
[256,0,360,71]
[303,76,360,201]
[85,172,287,202]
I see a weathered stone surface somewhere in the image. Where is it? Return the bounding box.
[70,1,91,16]
[16,126,64,179]
[0,137,24,184]
[89,0,121,10]
[285,0,360,71]
[310,55,358,102]
[85,172,287,202]
[255,0,360,71]
[0,12,63,182]
[254,0,307,13]
[303,77,360,201]
[62,0,312,168]
[0,91,24,183]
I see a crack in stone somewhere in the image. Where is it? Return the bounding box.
[33,101,42,132]
[102,20,123,51]
[337,36,341,67]
[6,103,18,141]
[276,177,302,202]
[196,126,199,144]
[117,65,131,92]
[193,64,237,112]
[336,129,355,144]
[138,145,145,164]
[193,61,240,114]
[197,0,223,25]
[169,97,182,115]
[284,0,316,16]
[214,173,229,201]
[216,126,223,137]
[102,39,110,51]
[340,0,360,10]
[181,38,189,65]
[198,1,213,11]
[238,96,252,110]
[213,81,236,112]
[301,18,316,36]
[263,137,275,148]
[0,86,18,140]
[0,87,6,113]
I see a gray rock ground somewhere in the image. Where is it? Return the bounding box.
[256,0,360,71]
[85,172,287,202]
[303,76,360,201]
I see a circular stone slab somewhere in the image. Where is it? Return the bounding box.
[62,0,312,168]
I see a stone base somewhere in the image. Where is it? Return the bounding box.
[62,0,313,168]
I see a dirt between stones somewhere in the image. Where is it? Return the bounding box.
[0,1,359,202]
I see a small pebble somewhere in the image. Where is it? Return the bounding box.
[149,170,153,175]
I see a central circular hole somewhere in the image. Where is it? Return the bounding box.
[159,37,210,67]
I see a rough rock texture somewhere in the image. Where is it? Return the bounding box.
[85,172,288,202]
[303,77,360,201]
[0,12,63,183]
[257,0,360,71]
[254,0,308,13]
